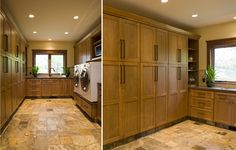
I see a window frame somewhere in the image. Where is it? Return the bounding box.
[207,37,236,83]
[32,50,67,75]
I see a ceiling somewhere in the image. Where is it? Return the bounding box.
[3,0,101,42]
[104,0,236,30]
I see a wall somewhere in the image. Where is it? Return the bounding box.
[191,21,236,87]
[27,41,74,74]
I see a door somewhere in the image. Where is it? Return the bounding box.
[121,62,140,137]
[121,19,140,62]
[156,64,168,126]
[168,65,178,121]
[178,35,188,64]
[168,32,178,64]
[0,90,6,126]
[140,63,156,131]
[103,61,121,144]
[5,87,12,119]
[0,12,3,52]
[140,24,156,63]
[3,18,11,53]
[103,15,121,61]
[214,99,231,125]
[156,29,168,63]
[178,66,188,118]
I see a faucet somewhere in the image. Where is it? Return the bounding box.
[49,68,55,77]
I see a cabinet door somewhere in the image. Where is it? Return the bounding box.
[103,61,121,144]
[0,90,6,126]
[140,63,156,131]
[177,35,188,64]
[85,38,92,62]
[3,18,11,53]
[74,45,79,65]
[156,29,168,63]
[178,66,188,118]
[168,65,178,121]
[214,99,231,125]
[122,62,140,137]
[140,25,156,63]
[231,101,236,127]
[51,80,60,96]
[5,87,12,119]
[169,32,178,64]
[103,15,121,61]
[0,12,3,52]
[156,65,168,126]
[41,80,51,96]
[121,19,140,62]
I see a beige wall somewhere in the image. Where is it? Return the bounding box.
[192,21,236,87]
[27,41,75,72]
[192,21,236,70]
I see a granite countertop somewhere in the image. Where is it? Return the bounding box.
[26,75,74,79]
[189,85,236,93]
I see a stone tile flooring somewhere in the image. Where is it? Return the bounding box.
[0,98,101,150]
[114,120,236,150]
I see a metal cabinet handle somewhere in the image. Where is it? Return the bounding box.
[177,67,181,80]
[154,66,157,81]
[123,65,125,84]
[120,39,123,59]
[123,40,126,59]
[177,49,181,62]
[156,67,158,81]
[154,45,156,61]
[120,65,123,84]
[3,34,8,51]
[156,45,158,61]
[3,57,8,73]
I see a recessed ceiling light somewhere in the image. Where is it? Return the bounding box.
[28,14,35,18]
[234,16,236,20]
[48,38,52,41]
[192,14,198,18]
[65,32,69,35]
[161,0,168,3]
[73,16,79,20]
[33,31,37,34]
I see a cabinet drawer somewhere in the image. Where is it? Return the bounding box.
[82,100,92,116]
[191,107,213,121]
[191,97,213,110]
[215,92,236,101]
[191,90,214,99]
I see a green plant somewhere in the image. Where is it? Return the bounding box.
[63,67,70,77]
[204,66,216,87]
[32,66,39,77]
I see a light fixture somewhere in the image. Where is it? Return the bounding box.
[28,14,35,18]
[33,31,37,34]
[73,16,79,20]
[48,38,52,41]
[192,14,198,18]
[161,0,168,3]
[65,32,69,35]
[234,16,236,20]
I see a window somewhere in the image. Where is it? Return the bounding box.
[207,38,236,82]
[33,50,67,75]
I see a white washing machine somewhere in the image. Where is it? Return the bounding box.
[74,62,101,102]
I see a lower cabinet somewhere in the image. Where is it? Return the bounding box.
[214,92,236,127]
[27,78,73,97]
[74,92,97,119]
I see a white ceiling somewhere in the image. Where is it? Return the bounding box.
[3,0,101,42]
[104,0,236,30]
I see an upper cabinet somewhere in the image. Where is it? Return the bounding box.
[169,32,188,65]
[140,25,168,63]
[0,12,3,52]
[104,14,139,62]
[3,17,11,53]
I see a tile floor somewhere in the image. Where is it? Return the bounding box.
[0,98,101,150]
[114,120,236,150]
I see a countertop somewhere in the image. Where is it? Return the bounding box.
[189,85,236,93]
[26,76,74,79]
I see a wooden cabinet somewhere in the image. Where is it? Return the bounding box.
[190,89,214,121]
[0,12,3,51]
[169,32,188,65]
[214,92,236,127]
[103,61,121,144]
[27,79,41,96]
[121,62,140,137]
[0,90,6,127]
[168,65,188,122]
[3,18,11,53]
[74,38,92,64]
[140,25,168,63]
[103,15,139,62]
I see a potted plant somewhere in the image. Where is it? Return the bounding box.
[32,66,39,77]
[63,67,70,77]
[204,66,216,87]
